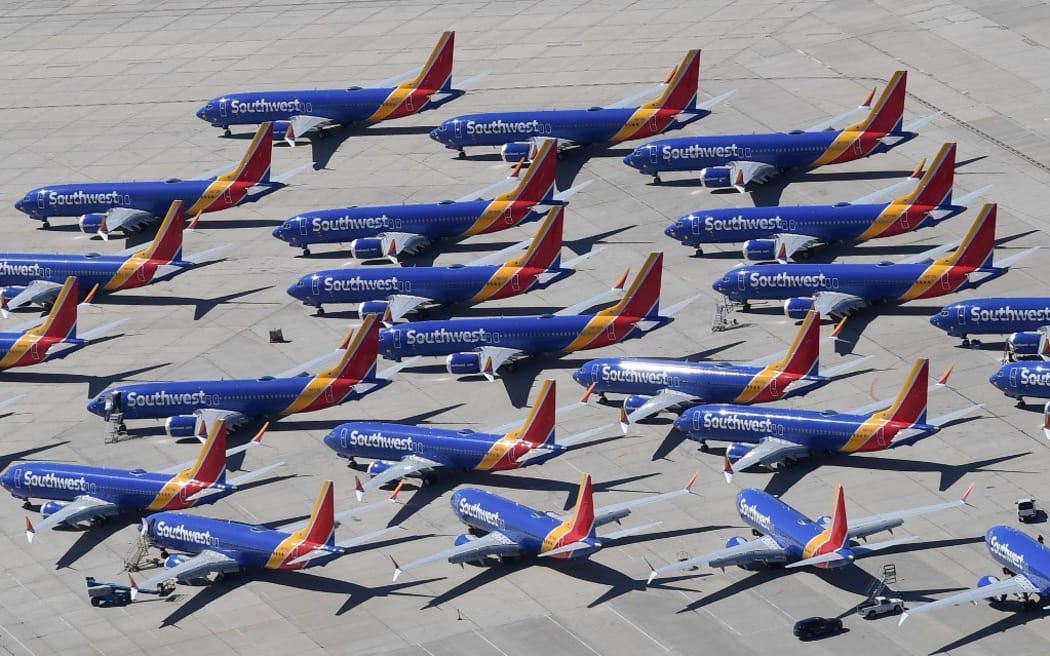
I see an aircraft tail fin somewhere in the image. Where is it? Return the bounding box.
[944,203,996,269]
[222,122,273,185]
[900,142,955,208]
[319,315,381,382]
[181,418,229,486]
[644,49,701,112]
[826,484,849,549]
[31,277,79,342]
[878,358,929,425]
[407,31,455,91]
[498,138,558,204]
[506,206,564,270]
[506,379,557,448]
[848,71,907,135]
[297,480,337,547]
[557,473,597,542]
[774,309,820,377]
[601,252,663,320]
[139,201,184,263]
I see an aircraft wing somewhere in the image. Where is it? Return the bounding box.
[25,496,119,541]
[805,92,875,132]
[587,473,697,528]
[44,319,127,359]
[285,526,398,567]
[392,530,522,580]
[100,207,158,235]
[454,172,524,203]
[0,394,23,410]
[900,575,1040,624]
[2,279,63,314]
[555,280,629,317]
[892,404,983,446]
[727,161,781,191]
[847,484,973,540]
[355,455,445,500]
[846,369,953,417]
[850,168,924,206]
[131,549,240,597]
[811,291,867,318]
[620,388,697,432]
[770,233,823,262]
[473,345,524,381]
[285,115,336,146]
[383,294,434,323]
[647,535,786,584]
[897,241,960,265]
[375,232,431,262]
[723,437,812,480]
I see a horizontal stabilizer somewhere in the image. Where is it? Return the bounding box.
[182,244,234,265]
[994,246,1039,270]
[539,540,601,558]
[696,89,737,112]
[600,520,663,542]
[76,319,127,342]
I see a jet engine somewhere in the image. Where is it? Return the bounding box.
[725,442,755,465]
[78,213,106,235]
[358,300,389,318]
[742,239,777,262]
[446,352,482,375]
[40,501,67,519]
[698,167,732,189]
[1008,331,1039,358]
[348,238,386,261]
[783,297,815,320]
[977,575,1007,602]
[500,142,533,164]
[164,415,198,438]
[622,394,650,417]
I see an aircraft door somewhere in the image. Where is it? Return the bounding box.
[219,99,227,117]
[299,220,308,236]
[30,343,40,361]
[311,277,320,295]
[510,273,521,292]
[853,138,864,156]
[941,274,953,291]
[405,94,414,112]
[649,114,660,133]
[324,386,335,403]
[454,120,463,139]
[1010,367,1019,388]
[37,191,46,210]
[769,378,778,397]
[692,411,702,431]
[223,187,233,204]
[606,323,617,340]
[692,218,701,235]
[392,330,402,349]
[956,306,966,324]
[900,209,910,229]
[649,146,658,165]
[737,272,746,291]
[339,427,348,449]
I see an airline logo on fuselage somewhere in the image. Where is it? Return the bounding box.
[0,261,44,277]
[702,412,776,433]
[125,390,208,408]
[662,144,742,161]
[154,520,215,546]
[323,276,409,293]
[465,119,540,136]
[971,306,1050,324]
[46,190,128,207]
[704,215,785,232]
[458,497,505,528]
[599,364,669,385]
[311,215,392,233]
[989,533,1026,571]
[1019,369,1050,387]
[738,497,773,532]
[22,470,88,492]
[404,328,489,346]
[748,271,831,289]
[229,98,304,115]
[347,429,414,451]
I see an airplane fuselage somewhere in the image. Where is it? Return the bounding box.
[736,489,828,561]
[0,252,188,294]
[989,363,1050,400]
[985,526,1050,593]
[932,298,1050,338]
[0,332,81,370]
[14,180,252,222]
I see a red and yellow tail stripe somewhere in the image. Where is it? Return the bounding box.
[839,359,927,452]
[366,31,455,122]
[267,480,336,569]
[609,50,701,143]
[146,418,228,511]
[729,308,821,404]
[540,473,595,556]
[0,277,78,370]
[469,207,564,303]
[282,316,380,415]
[188,122,273,215]
[813,71,907,167]
[801,484,848,560]
[104,201,184,291]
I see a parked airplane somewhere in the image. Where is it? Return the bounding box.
[900,526,1050,623]
[664,143,989,259]
[673,358,979,479]
[85,315,403,436]
[624,70,936,187]
[647,482,973,584]
[324,379,610,498]
[429,49,733,160]
[378,252,694,379]
[271,138,585,258]
[392,471,696,579]
[286,206,591,318]
[1,419,280,542]
[1,201,224,313]
[0,277,123,371]
[13,123,296,234]
[988,359,1050,409]
[572,310,869,430]
[931,297,1050,357]
[196,32,469,144]
[125,480,403,598]
[712,204,1038,317]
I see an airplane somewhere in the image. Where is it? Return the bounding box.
[664,142,990,259]
[0,418,281,542]
[124,479,404,598]
[0,201,225,313]
[85,314,404,437]
[13,123,296,235]
[673,358,980,479]
[377,252,695,380]
[899,526,1050,623]
[623,70,937,187]
[571,309,871,430]
[988,359,1050,409]
[712,204,1039,318]
[0,277,124,371]
[286,206,592,318]
[324,379,612,498]
[429,49,734,161]
[646,482,973,584]
[931,297,1050,356]
[196,31,471,144]
[391,471,697,580]
[270,138,586,258]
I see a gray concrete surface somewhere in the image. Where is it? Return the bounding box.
[2,0,1050,654]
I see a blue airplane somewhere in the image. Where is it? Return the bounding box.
[571,310,870,430]
[647,482,973,584]
[323,379,611,498]
[196,32,470,144]
[1,418,280,541]
[624,70,936,187]
[123,479,404,598]
[391,471,697,579]
[286,206,591,319]
[900,526,1050,623]
[429,49,733,161]
[988,359,1050,409]
[664,142,989,259]
[673,358,979,479]
[931,297,1050,357]
[712,204,1038,317]
[270,138,585,258]
[377,252,694,379]
[13,123,298,235]
[0,201,225,313]
[0,277,123,372]
[85,314,404,437]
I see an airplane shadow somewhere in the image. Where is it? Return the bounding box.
[499,356,602,408]
[91,286,273,321]
[750,168,922,208]
[0,441,70,471]
[189,218,282,230]
[55,515,135,570]
[930,602,1049,653]
[651,427,689,462]
[305,124,438,170]
[0,363,171,398]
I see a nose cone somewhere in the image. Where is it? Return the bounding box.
[0,467,15,491]
[195,105,207,120]
[929,313,943,328]
[429,126,445,143]
[86,397,104,417]
[272,225,288,242]
[622,150,641,169]
[712,278,727,294]
[322,429,339,452]
[989,369,1004,387]
[286,280,307,300]
[664,223,679,240]
[672,413,689,432]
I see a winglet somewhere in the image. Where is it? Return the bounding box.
[898,611,909,626]
[936,364,955,387]
[354,476,365,502]
[0,291,8,319]
[81,284,100,306]
[722,455,734,483]
[613,266,630,292]
[391,555,403,582]
[389,480,405,504]
[909,157,926,180]
[482,355,496,382]
[580,382,596,404]
[960,482,975,505]
[187,211,203,232]
[24,516,34,544]
[829,315,848,341]
[861,86,876,109]
[251,421,269,445]
[684,471,699,493]
[128,574,139,602]
[619,403,630,433]
[643,557,658,586]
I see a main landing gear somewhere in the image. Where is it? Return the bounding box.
[1016,397,1027,408]
[223,127,231,137]
[652,174,662,184]
[314,305,325,317]
[301,247,311,256]
[40,220,51,230]
[697,440,709,452]
[457,148,466,159]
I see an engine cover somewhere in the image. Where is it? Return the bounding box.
[725,442,754,465]
[164,415,198,438]
[698,167,732,189]
[446,352,482,375]
[41,501,67,519]
[814,514,832,529]
[454,533,476,547]
[1008,331,1039,357]
[623,394,650,416]
[272,121,292,141]
[349,238,385,261]
[78,213,106,235]
[165,554,190,570]
[742,239,777,262]
[725,535,749,549]
[358,300,390,318]
[500,141,533,164]
[783,297,815,320]
[366,460,395,477]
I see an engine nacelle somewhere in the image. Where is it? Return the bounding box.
[725,442,755,465]
[500,141,533,164]
[272,121,292,141]
[1008,331,1040,357]
[454,533,476,547]
[446,352,482,376]
[815,514,833,529]
[165,554,190,570]
[79,213,106,235]
[784,297,815,320]
[366,460,395,478]
[742,239,777,262]
[41,501,67,519]
[164,415,198,438]
[698,167,733,189]
[623,394,650,416]
[348,238,385,261]
[725,535,749,549]
[358,300,389,318]
[977,575,1008,602]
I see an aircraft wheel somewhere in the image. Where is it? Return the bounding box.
[302,247,310,256]
[422,472,438,486]
[457,149,466,159]
[21,499,31,510]
[41,220,51,229]
[1017,398,1027,408]
[215,572,226,582]
[160,550,169,559]
[961,338,970,347]
[698,441,709,452]
[118,422,127,432]
[652,174,662,184]
[315,306,325,317]
[694,247,703,257]
[90,597,101,607]
[741,301,750,312]
[223,127,231,137]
